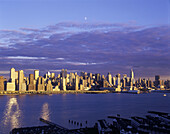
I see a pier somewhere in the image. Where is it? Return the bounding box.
[39,118,69,130]
[106,111,170,134]
[10,118,80,134]
[10,111,170,134]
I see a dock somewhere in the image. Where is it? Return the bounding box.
[10,118,81,134]
[39,118,69,130]
[106,111,170,134]
[10,125,69,134]
[10,111,170,134]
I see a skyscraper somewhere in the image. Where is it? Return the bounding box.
[28,74,35,91]
[46,79,53,91]
[155,75,160,87]
[84,73,88,89]
[75,74,79,90]
[130,69,134,79]
[115,74,121,91]
[116,73,121,86]
[34,70,39,80]
[155,75,160,81]
[0,76,4,91]
[10,68,16,83]
[7,68,16,91]
[60,77,66,91]
[51,73,55,79]
[61,69,65,78]
[95,73,101,82]
[15,71,18,80]
[18,70,26,91]
[19,70,24,84]
[130,69,135,84]
[69,73,74,85]
[37,76,45,91]
[107,72,112,86]
[64,69,67,78]
[112,77,116,86]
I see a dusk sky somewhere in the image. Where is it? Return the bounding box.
[0,0,170,80]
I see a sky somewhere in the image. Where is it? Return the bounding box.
[0,0,170,80]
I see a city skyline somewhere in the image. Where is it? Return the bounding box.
[0,67,169,93]
[0,67,170,81]
[0,0,170,80]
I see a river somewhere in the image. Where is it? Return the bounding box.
[0,93,170,133]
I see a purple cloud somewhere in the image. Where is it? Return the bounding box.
[0,22,169,79]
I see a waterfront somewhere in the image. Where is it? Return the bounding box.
[0,93,170,134]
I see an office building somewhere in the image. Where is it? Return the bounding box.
[75,74,79,90]
[18,70,26,91]
[130,69,135,84]
[6,68,16,91]
[107,72,112,86]
[34,70,39,80]
[51,73,55,79]
[112,77,116,86]
[46,79,53,91]
[116,73,121,86]
[6,82,16,91]
[0,76,4,91]
[28,74,35,91]
[155,75,160,87]
[10,68,16,83]
[37,76,45,91]
[60,77,66,91]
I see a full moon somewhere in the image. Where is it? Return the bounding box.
[84,17,87,21]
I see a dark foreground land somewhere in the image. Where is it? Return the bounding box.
[10,111,170,134]
[11,126,98,134]
[11,118,98,134]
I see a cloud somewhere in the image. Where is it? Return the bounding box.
[49,69,80,73]
[0,71,10,74]
[0,22,169,78]
[6,56,47,60]
[65,61,106,66]
[24,69,38,71]
[20,28,40,32]
[56,58,65,60]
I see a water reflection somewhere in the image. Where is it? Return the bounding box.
[41,103,50,120]
[2,97,21,129]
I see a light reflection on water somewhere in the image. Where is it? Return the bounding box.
[2,97,22,130]
[41,103,50,121]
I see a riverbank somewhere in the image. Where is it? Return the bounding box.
[0,89,169,95]
[0,90,111,95]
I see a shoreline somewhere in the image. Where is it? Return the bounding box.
[0,90,112,95]
[0,89,170,95]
